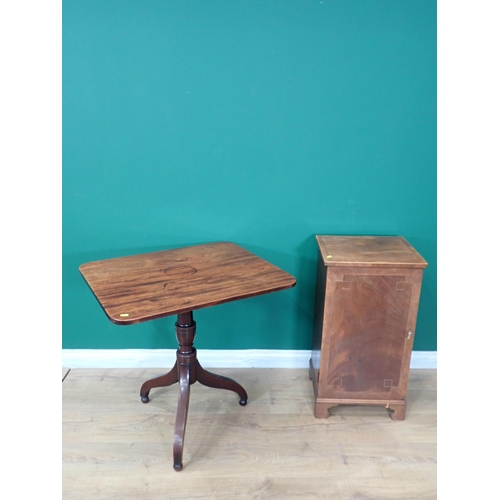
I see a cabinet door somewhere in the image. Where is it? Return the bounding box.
[322,272,417,400]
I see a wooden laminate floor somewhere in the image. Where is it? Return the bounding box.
[62,368,436,499]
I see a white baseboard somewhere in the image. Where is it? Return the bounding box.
[62,349,436,369]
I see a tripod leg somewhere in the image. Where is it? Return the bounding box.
[140,362,178,403]
[173,363,190,471]
[196,360,248,406]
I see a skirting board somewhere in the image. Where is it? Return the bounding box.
[62,349,437,369]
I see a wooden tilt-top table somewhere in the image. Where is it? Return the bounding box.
[79,242,296,471]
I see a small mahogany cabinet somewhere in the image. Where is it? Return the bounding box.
[309,236,427,420]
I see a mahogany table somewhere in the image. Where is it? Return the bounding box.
[79,242,296,471]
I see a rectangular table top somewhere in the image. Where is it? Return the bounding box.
[79,242,296,325]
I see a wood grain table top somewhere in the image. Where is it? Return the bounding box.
[79,242,296,325]
[316,235,428,268]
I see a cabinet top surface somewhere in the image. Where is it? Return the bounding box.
[316,236,428,268]
[79,242,296,325]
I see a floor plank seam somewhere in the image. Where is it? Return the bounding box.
[62,368,71,383]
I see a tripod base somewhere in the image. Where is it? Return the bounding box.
[139,311,248,471]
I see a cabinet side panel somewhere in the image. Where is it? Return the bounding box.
[327,274,412,399]
[311,253,327,374]
[397,269,424,393]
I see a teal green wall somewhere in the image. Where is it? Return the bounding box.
[63,0,436,351]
